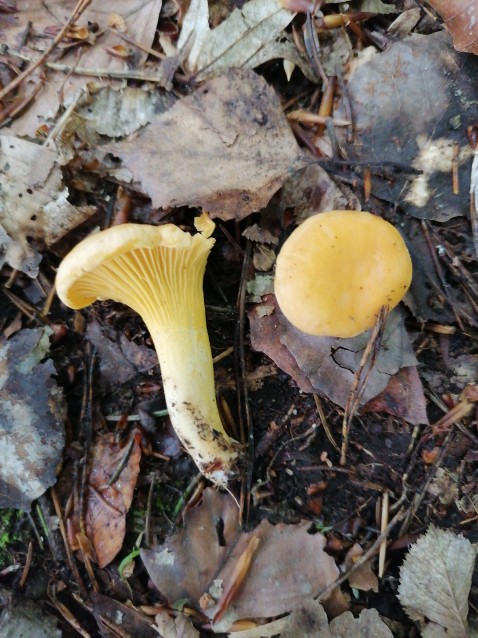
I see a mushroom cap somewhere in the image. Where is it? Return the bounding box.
[56,223,215,311]
[274,210,412,338]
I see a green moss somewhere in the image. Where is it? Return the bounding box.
[0,509,30,565]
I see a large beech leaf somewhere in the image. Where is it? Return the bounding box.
[105,68,304,221]
[141,489,339,631]
[0,328,65,510]
[398,526,477,637]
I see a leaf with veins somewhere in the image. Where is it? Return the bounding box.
[177,0,296,80]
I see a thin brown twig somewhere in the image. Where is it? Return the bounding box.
[317,506,406,601]
[0,0,92,103]
[340,307,388,465]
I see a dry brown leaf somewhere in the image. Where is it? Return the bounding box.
[335,31,478,221]
[85,431,141,568]
[105,68,304,221]
[5,0,163,137]
[0,327,66,511]
[428,1,478,54]
[153,611,200,638]
[249,295,427,424]
[177,0,296,80]
[77,86,176,139]
[328,607,394,637]
[398,526,478,637]
[0,135,95,276]
[278,599,393,638]
[86,319,157,387]
[344,543,379,593]
[141,489,339,632]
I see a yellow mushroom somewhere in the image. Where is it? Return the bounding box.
[55,220,241,486]
[274,210,412,338]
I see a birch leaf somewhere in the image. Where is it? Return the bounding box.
[177,0,296,80]
[398,526,477,637]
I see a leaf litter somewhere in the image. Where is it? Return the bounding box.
[1,1,478,636]
[141,488,339,631]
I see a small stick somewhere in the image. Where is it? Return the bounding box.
[340,307,387,465]
[18,541,33,589]
[378,489,389,577]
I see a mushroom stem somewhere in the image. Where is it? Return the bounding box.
[55,221,241,486]
[145,317,240,484]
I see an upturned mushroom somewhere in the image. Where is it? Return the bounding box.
[55,219,241,486]
[274,210,412,338]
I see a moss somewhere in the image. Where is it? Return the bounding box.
[0,509,30,565]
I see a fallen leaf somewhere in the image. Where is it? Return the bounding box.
[280,599,393,637]
[177,0,296,80]
[5,0,163,137]
[77,86,176,138]
[427,1,478,54]
[0,136,95,277]
[141,489,339,632]
[335,32,478,221]
[0,327,66,510]
[0,596,62,638]
[277,164,360,224]
[153,610,200,638]
[85,431,141,568]
[328,607,394,637]
[398,526,478,637]
[105,69,305,220]
[344,543,379,593]
[86,319,158,387]
[249,296,427,423]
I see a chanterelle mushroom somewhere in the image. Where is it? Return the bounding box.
[274,210,412,338]
[56,219,241,486]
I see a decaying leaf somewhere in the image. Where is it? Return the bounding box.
[0,136,95,277]
[249,296,427,423]
[86,319,158,387]
[335,31,478,221]
[5,0,163,137]
[105,69,305,221]
[177,0,296,80]
[427,1,478,54]
[344,543,378,593]
[0,596,62,638]
[77,86,176,139]
[84,431,141,568]
[398,526,478,637]
[260,599,393,638]
[153,611,200,638]
[141,489,339,632]
[0,327,65,510]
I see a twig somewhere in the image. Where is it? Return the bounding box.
[317,506,405,601]
[0,0,92,102]
[340,307,387,465]
[378,489,389,577]
[5,47,165,82]
[314,394,340,452]
[236,240,254,523]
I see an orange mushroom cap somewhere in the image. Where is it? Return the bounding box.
[274,210,412,338]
